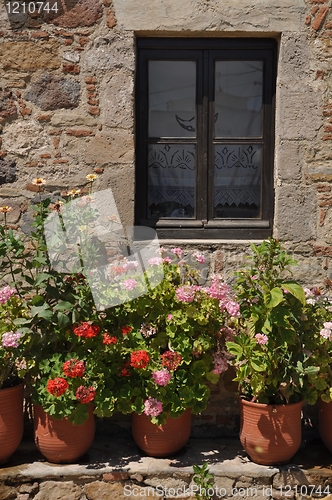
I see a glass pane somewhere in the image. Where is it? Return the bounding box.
[149,61,196,138]
[214,144,261,218]
[214,61,263,138]
[148,144,195,218]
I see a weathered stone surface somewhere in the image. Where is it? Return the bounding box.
[278,85,321,141]
[34,481,81,500]
[274,185,316,242]
[276,141,302,181]
[25,75,80,111]
[112,0,305,32]
[83,130,134,165]
[51,111,97,127]
[0,198,22,224]
[46,0,103,28]
[101,72,134,129]
[0,483,17,500]
[64,52,81,64]
[2,120,50,156]
[0,158,16,184]
[278,33,311,84]
[83,33,135,72]
[0,88,17,119]
[84,481,127,500]
[0,42,60,72]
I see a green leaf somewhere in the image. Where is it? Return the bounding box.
[226,342,243,357]
[34,273,51,287]
[31,304,53,321]
[265,287,284,309]
[57,311,70,329]
[282,282,306,305]
[250,359,266,372]
[54,301,74,312]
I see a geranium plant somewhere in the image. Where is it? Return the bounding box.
[226,238,318,405]
[0,284,29,388]
[0,176,240,425]
[96,248,239,424]
[0,175,115,423]
[301,283,332,404]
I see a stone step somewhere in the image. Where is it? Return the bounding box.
[1,424,332,499]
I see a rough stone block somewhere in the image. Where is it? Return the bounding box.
[0,158,16,184]
[84,480,128,500]
[33,481,81,500]
[274,185,316,242]
[25,74,80,111]
[101,72,134,129]
[51,111,97,127]
[0,42,60,72]
[278,86,321,141]
[45,0,103,28]
[0,88,17,118]
[84,33,135,72]
[278,34,310,84]
[3,120,50,156]
[83,131,134,165]
[276,141,302,182]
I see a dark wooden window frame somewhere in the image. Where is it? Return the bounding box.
[135,38,277,240]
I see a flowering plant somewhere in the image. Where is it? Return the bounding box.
[226,238,318,405]
[0,176,240,425]
[301,283,332,404]
[0,175,116,423]
[0,284,29,388]
[97,247,240,424]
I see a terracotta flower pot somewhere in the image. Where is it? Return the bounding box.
[0,382,24,464]
[240,398,303,465]
[318,398,332,453]
[132,408,191,457]
[33,405,95,463]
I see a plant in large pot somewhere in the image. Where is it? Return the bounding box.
[99,247,240,456]
[301,283,332,454]
[0,280,30,463]
[226,238,318,465]
[0,176,117,463]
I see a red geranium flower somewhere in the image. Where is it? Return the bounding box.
[119,361,131,376]
[46,377,69,397]
[161,351,182,370]
[63,359,85,378]
[130,350,150,369]
[102,333,118,345]
[72,322,100,338]
[122,325,133,335]
[75,385,96,404]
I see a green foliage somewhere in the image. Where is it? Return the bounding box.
[301,284,332,404]
[226,237,318,404]
[96,251,239,424]
[0,179,239,424]
[193,463,214,500]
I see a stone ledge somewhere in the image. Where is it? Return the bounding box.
[1,427,332,499]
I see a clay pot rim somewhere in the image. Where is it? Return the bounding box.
[0,381,24,392]
[240,397,303,410]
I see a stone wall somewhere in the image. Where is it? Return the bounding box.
[0,0,331,429]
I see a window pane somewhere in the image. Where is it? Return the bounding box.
[148,144,195,218]
[214,61,263,138]
[214,144,261,218]
[149,61,196,138]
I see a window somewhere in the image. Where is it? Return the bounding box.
[135,38,276,239]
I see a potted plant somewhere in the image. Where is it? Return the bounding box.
[97,247,239,456]
[226,238,318,465]
[0,279,30,463]
[301,283,332,454]
[0,176,118,462]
